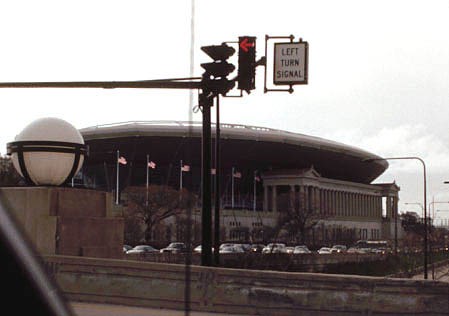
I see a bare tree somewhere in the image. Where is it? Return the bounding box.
[123,185,197,244]
[276,192,329,245]
[0,156,22,186]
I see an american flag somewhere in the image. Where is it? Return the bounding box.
[233,171,242,179]
[181,164,190,172]
[148,161,156,169]
[118,156,127,165]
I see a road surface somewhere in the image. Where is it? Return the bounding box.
[71,302,242,316]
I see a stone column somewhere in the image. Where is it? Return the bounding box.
[350,194,354,217]
[330,190,335,216]
[264,185,268,212]
[272,185,277,213]
[323,189,327,215]
[335,191,341,216]
[315,187,321,213]
[386,196,392,219]
[319,189,324,214]
[290,185,296,211]
[361,194,364,217]
[357,193,362,217]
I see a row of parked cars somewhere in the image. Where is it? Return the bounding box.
[124,242,328,255]
[124,242,387,255]
[124,242,187,254]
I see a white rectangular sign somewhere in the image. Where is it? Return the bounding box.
[274,42,308,85]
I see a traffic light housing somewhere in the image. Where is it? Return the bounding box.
[201,44,235,96]
[237,36,256,93]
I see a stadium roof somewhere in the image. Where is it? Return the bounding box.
[80,121,388,184]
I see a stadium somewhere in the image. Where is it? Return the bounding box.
[78,121,400,247]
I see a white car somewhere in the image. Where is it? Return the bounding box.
[160,242,187,253]
[293,245,311,254]
[262,243,287,254]
[219,245,244,254]
[126,245,159,254]
[219,243,235,250]
[330,245,347,253]
[317,247,332,254]
[193,245,215,253]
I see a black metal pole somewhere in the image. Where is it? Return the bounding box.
[200,93,213,266]
[0,79,201,90]
[214,95,220,266]
[422,160,428,280]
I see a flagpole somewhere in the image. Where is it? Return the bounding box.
[146,154,149,206]
[180,159,183,190]
[231,167,235,209]
[253,171,257,212]
[116,150,119,205]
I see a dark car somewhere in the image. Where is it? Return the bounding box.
[160,242,187,254]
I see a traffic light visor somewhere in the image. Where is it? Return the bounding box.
[201,44,235,61]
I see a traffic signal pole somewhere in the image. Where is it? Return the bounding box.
[200,93,213,267]
[214,95,221,266]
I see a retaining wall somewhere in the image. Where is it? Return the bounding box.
[44,255,449,315]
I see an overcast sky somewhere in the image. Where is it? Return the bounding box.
[0,0,448,220]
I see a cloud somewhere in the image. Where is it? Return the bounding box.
[328,124,449,174]
[326,125,449,213]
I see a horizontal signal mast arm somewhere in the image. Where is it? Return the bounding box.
[0,78,202,90]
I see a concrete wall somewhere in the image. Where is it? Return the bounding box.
[0,187,124,259]
[44,255,449,315]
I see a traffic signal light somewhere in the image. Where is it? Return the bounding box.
[237,36,256,93]
[201,44,236,96]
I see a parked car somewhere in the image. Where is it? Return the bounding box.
[347,247,370,254]
[219,245,245,254]
[293,245,311,254]
[286,246,295,254]
[123,244,132,253]
[231,244,248,252]
[330,245,347,253]
[371,248,387,254]
[160,242,187,254]
[346,247,359,254]
[358,248,372,254]
[317,247,332,254]
[126,245,159,254]
[250,244,266,253]
[219,243,235,250]
[262,243,287,254]
[193,245,214,253]
[239,243,252,252]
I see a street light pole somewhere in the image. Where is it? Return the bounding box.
[363,156,428,279]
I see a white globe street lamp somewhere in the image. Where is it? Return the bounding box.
[7,117,87,186]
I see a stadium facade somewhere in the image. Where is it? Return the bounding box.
[78,121,401,247]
